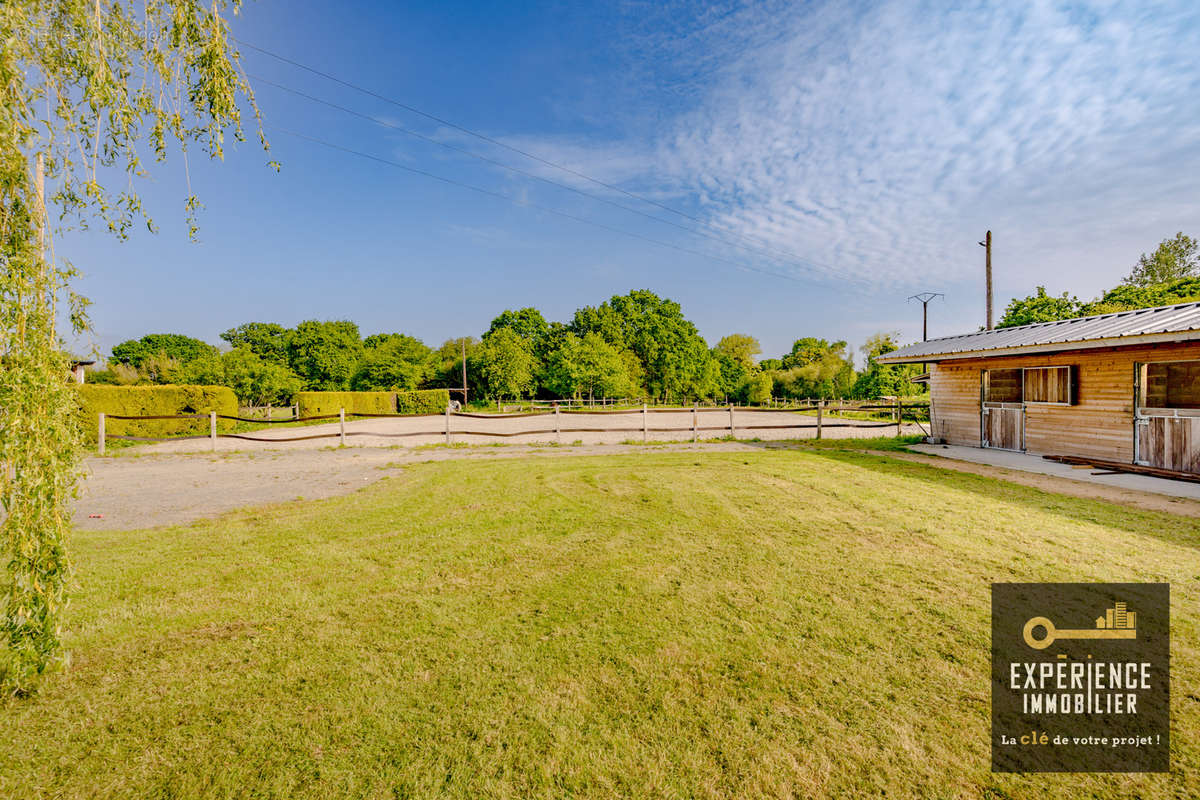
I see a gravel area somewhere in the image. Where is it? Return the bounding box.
[73,432,1200,532]
[74,442,762,531]
[75,410,924,530]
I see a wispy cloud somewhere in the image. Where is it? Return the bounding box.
[643,0,1200,289]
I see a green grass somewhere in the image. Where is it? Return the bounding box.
[789,433,926,451]
[3,450,1198,798]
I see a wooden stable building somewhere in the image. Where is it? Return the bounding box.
[877,302,1200,475]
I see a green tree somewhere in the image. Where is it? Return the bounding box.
[713,334,761,399]
[1125,232,1199,287]
[742,372,774,404]
[178,350,225,385]
[220,348,300,406]
[475,328,535,401]
[110,333,216,367]
[997,287,1083,328]
[287,320,364,390]
[714,334,761,372]
[1086,277,1200,315]
[540,332,580,398]
[139,352,183,384]
[773,338,855,399]
[618,349,647,399]
[426,337,481,396]
[351,334,433,391]
[220,323,291,365]
[851,333,924,399]
[571,290,712,401]
[487,308,550,350]
[1,0,265,694]
[782,337,839,368]
[543,332,633,400]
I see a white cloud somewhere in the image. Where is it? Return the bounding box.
[652,0,1200,290]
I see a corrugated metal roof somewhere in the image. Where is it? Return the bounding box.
[878,301,1200,363]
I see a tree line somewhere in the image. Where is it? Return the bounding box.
[91,289,926,406]
[999,233,1199,328]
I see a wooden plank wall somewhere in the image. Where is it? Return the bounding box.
[983,406,1023,450]
[929,341,1200,462]
[929,364,982,445]
[1024,366,1071,403]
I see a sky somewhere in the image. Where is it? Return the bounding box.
[64,0,1200,364]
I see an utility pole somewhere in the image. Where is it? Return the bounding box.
[978,230,993,330]
[460,338,468,406]
[907,292,944,341]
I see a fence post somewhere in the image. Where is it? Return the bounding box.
[816,400,823,440]
[896,398,902,437]
[98,413,105,456]
[642,402,647,443]
[555,403,561,445]
[339,408,346,446]
[729,403,735,439]
[210,411,217,452]
[445,404,451,445]
[692,401,698,443]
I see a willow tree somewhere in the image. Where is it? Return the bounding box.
[1,0,267,695]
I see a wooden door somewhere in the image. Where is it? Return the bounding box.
[1136,415,1200,473]
[983,403,1024,451]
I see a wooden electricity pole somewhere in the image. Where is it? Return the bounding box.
[979,230,993,330]
[460,338,468,405]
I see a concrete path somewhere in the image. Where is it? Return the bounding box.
[910,443,1200,501]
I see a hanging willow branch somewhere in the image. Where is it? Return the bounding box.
[0,0,269,696]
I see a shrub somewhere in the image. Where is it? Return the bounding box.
[78,385,237,438]
[396,389,450,414]
[295,391,396,417]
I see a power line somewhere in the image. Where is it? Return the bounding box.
[250,73,837,280]
[275,127,823,286]
[235,38,853,278]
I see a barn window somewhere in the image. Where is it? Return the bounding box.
[1023,366,1076,404]
[983,369,1022,403]
[1142,361,1200,409]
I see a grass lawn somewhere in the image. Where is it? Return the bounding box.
[3,447,1197,798]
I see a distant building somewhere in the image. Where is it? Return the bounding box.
[878,302,1200,475]
[70,359,95,384]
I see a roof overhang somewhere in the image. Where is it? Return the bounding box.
[876,328,1200,364]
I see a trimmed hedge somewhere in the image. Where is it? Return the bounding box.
[295,391,396,417]
[294,389,451,417]
[78,385,237,438]
[396,389,450,414]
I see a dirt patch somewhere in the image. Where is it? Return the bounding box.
[74,442,760,531]
[75,440,1200,533]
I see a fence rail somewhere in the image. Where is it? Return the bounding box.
[95,400,929,453]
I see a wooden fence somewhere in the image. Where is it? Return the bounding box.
[95,400,930,454]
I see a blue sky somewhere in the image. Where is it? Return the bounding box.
[66,0,1200,363]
